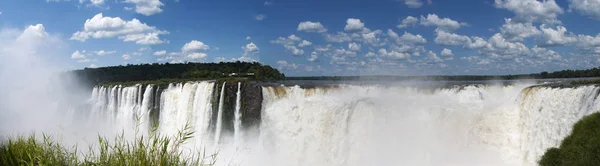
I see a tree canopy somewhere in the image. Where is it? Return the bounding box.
[73,61,285,86]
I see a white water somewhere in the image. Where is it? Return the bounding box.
[85,82,600,166]
[234,82,243,146]
[215,82,226,144]
[253,84,600,166]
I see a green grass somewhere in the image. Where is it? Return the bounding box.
[539,112,600,166]
[0,122,216,166]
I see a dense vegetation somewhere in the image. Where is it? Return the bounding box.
[73,62,285,86]
[0,123,216,166]
[287,67,600,81]
[539,112,600,166]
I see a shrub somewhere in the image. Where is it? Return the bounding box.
[539,112,600,166]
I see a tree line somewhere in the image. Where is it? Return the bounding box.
[286,67,600,81]
[73,61,285,86]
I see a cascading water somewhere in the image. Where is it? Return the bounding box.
[86,81,600,166]
[214,82,226,144]
[234,82,243,146]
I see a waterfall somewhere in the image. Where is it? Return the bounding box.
[517,85,600,164]
[234,82,243,146]
[85,81,600,166]
[158,82,215,138]
[214,82,226,144]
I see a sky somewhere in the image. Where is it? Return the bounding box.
[1,0,600,76]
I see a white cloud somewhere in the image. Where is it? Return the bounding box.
[401,0,428,8]
[494,0,563,24]
[182,40,209,52]
[187,52,207,59]
[298,40,312,47]
[441,48,453,56]
[499,18,540,41]
[297,21,327,33]
[434,30,470,46]
[94,50,116,56]
[569,0,600,20]
[246,36,251,40]
[361,30,383,46]
[308,52,318,62]
[344,18,366,32]
[123,0,164,16]
[397,16,419,28]
[537,25,576,47]
[388,29,427,45]
[138,47,150,52]
[348,42,361,51]
[427,51,443,62]
[122,54,131,60]
[119,32,167,45]
[325,32,352,43]
[153,50,166,56]
[285,45,304,56]
[71,50,86,59]
[264,1,273,6]
[256,14,267,21]
[70,13,168,45]
[242,42,260,56]
[576,34,600,49]
[378,48,410,59]
[88,64,98,68]
[271,34,302,45]
[420,14,465,32]
[479,33,530,58]
[315,44,332,52]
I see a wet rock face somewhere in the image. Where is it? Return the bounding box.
[241,82,262,130]
[210,81,262,134]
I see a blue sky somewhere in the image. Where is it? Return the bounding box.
[1,0,600,76]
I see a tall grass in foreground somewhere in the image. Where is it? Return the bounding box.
[0,122,217,166]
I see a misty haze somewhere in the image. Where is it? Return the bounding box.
[2,0,600,166]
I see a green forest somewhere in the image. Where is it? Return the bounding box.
[73,62,285,86]
[287,67,600,81]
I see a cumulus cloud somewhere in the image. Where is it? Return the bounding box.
[122,54,131,60]
[70,13,168,44]
[123,0,164,16]
[441,48,453,56]
[400,0,430,8]
[153,50,166,56]
[242,42,259,56]
[255,14,266,21]
[420,14,466,32]
[537,25,577,47]
[272,35,306,56]
[285,45,305,56]
[378,48,410,59]
[434,30,470,46]
[427,51,443,62]
[186,52,207,59]
[308,52,318,62]
[246,36,251,40]
[182,40,209,52]
[344,18,366,32]
[388,29,427,45]
[348,42,361,51]
[94,50,116,56]
[499,18,540,41]
[71,50,86,59]
[494,0,563,24]
[325,32,352,43]
[298,40,312,47]
[297,21,327,33]
[569,0,600,20]
[397,16,419,28]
